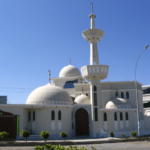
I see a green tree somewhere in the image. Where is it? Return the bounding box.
[91,146,96,150]
[40,131,50,143]
[20,129,30,143]
[109,131,114,138]
[60,132,68,142]
[130,131,137,137]
[0,131,9,142]
[121,133,126,138]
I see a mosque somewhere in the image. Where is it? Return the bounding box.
[0,5,150,140]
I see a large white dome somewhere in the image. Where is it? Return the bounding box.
[26,83,73,105]
[59,65,81,77]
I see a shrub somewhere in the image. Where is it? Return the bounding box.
[91,146,96,150]
[0,131,9,141]
[60,132,68,142]
[121,133,126,138]
[109,131,114,138]
[130,131,137,137]
[141,137,145,141]
[21,129,30,143]
[40,131,50,143]
[35,144,87,150]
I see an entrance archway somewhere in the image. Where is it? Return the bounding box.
[75,108,89,136]
[0,110,18,139]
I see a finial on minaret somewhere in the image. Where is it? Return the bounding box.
[48,70,51,83]
[82,87,83,94]
[69,58,71,65]
[91,2,93,14]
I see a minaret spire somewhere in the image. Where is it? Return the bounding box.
[89,3,96,29]
[91,2,93,14]
[82,3,104,65]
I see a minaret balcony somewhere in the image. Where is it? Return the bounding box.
[82,29,104,43]
[81,65,109,80]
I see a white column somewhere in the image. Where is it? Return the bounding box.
[91,17,95,29]
[90,82,94,120]
[90,42,99,65]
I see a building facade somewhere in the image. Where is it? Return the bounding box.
[0,8,150,140]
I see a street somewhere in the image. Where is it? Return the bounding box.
[0,141,150,150]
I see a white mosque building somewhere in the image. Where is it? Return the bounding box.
[0,6,150,140]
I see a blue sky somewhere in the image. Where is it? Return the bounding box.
[0,0,150,104]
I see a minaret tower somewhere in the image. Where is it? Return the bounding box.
[81,3,109,137]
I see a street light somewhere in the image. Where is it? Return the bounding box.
[135,45,149,137]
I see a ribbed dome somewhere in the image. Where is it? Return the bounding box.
[105,98,131,109]
[59,65,81,77]
[74,94,90,104]
[26,83,73,105]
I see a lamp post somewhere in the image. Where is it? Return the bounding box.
[135,45,149,137]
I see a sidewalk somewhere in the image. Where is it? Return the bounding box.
[0,137,147,147]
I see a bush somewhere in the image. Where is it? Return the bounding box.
[20,129,30,143]
[40,131,50,143]
[121,133,126,138]
[130,131,137,137]
[60,132,68,141]
[0,131,9,141]
[35,144,87,150]
[141,137,145,141]
[109,131,114,138]
[91,146,96,150]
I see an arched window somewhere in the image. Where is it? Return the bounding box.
[28,111,31,121]
[126,92,129,99]
[94,93,97,106]
[33,111,35,121]
[114,112,117,121]
[121,92,124,98]
[51,110,55,120]
[94,108,98,121]
[116,91,118,97]
[58,110,61,120]
[104,112,107,121]
[94,86,97,91]
[126,112,128,120]
[120,112,123,120]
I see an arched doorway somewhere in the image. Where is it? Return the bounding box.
[0,109,19,139]
[75,108,89,136]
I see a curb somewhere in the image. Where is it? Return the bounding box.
[0,138,149,147]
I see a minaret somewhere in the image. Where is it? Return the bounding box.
[82,3,104,65]
[81,4,109,137]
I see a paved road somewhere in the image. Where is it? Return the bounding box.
[0,141,150,150]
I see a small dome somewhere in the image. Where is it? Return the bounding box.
[59,65,81,77]
[105,98,131,109]
[26,83,73,105]
[74,94,90,104]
